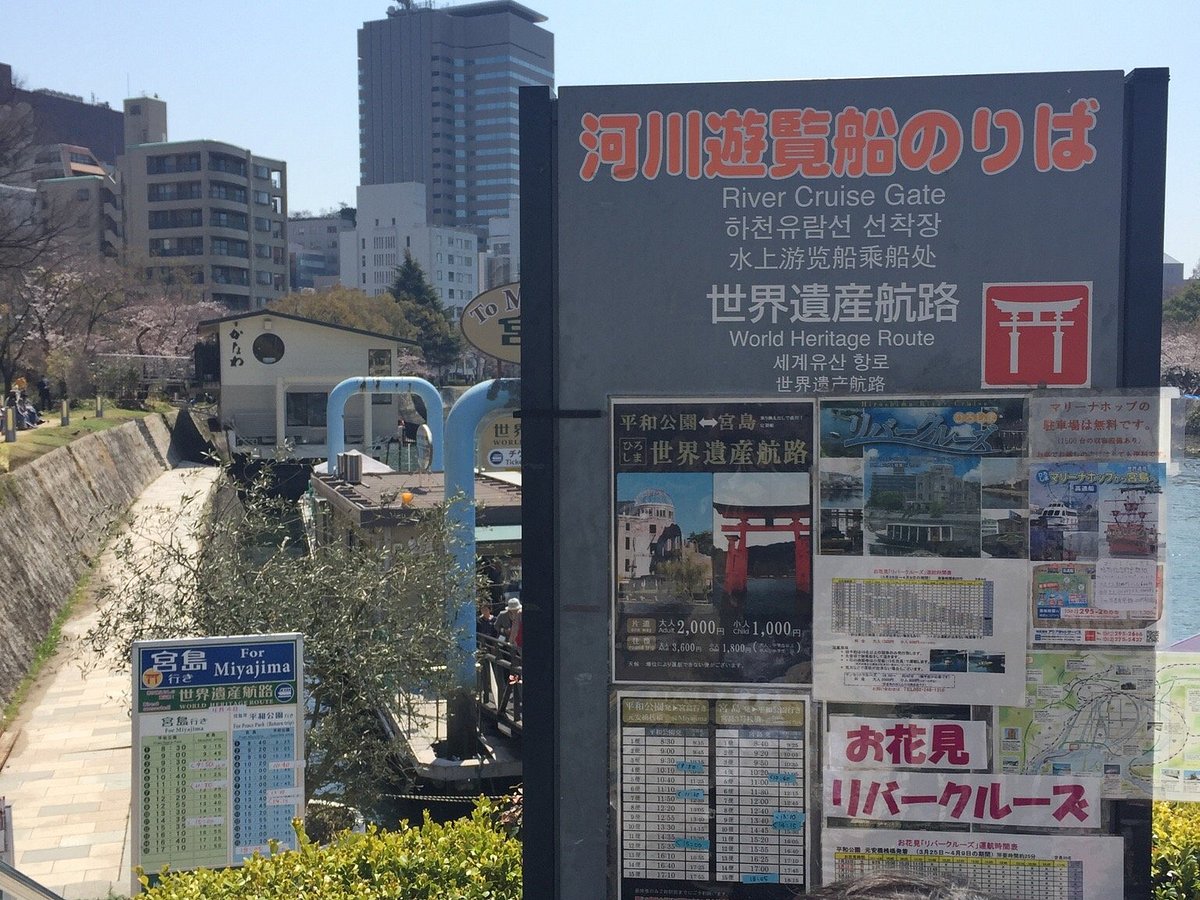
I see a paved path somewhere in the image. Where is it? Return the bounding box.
[0,463,222,899]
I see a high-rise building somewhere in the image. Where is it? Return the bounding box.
[357,1,553,232]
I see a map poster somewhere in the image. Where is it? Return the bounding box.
[612,399,814,684]
[132,634,305,885]
[821,828,1124,900]
[617,691,809,898]
[996,650,1155,798]
[812,556,1027,705]
[1152,653,1200,801]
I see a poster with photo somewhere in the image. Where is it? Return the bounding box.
[1030,559,1161,646]
[814,398,1028,704]
[818,397,1027,560]
[613,400,814,684]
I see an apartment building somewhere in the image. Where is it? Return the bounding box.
[122,138,289,310]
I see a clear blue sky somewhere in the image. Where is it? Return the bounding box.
[4,0,1197,266]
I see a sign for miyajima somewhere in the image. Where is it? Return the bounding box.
[461,282,520,364]
[557,72,1126,396]
[131,635,304,888]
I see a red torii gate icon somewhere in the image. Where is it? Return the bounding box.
[714,502,812,595]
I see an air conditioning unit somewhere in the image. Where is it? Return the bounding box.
[337,451,363,484]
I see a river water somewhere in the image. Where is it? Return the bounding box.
[1167,458,1200,643]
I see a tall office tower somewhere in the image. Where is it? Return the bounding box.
[357,1,553,233]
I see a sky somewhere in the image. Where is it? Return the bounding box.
[3,0,1197,266]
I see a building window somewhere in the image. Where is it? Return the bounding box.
[209,152,247,177]
[211,209,249,231]
[148,208,203,229]
[150,236,204,257]
[368,349,392,376]
[146,152,201,175]
[253,332,286,364]
[211,238,248,258]
[210,181,247,203]
[148,181,202,202]
[211,265,249,286]
[286,392,327,426]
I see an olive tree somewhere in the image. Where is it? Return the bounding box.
[83,467,468,817]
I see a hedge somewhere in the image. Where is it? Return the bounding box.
[140,799,521,900]
[1155,801,1200,900]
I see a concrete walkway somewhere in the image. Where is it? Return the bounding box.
[0,462,222,899]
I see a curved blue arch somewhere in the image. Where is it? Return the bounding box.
[325,377,444,473]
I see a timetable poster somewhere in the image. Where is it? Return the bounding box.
[617,692,809,899]
[132,634,305,883]
[813,397,1029,705]
[821,828,1123,899]
[613,399,814,684]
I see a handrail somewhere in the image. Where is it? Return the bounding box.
[0,860,65,900]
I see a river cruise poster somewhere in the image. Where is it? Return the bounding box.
[812,397,1028,704]
[132,634,305,886]
[612,399,814,684]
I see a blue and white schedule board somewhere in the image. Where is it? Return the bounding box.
[132,634,304,884]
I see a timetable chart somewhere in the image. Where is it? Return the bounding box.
[232,707,301,859]
[139,711,230,872]
[714,699,806,886]
[132,634,304,888]
[618,692,809,899]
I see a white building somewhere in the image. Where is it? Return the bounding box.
[198,308,420,460]
[338,182,479,319]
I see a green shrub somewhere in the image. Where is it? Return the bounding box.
[140,799,521,899]
[1155,801,1200,899]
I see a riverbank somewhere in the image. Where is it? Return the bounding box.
[0,462,222,899]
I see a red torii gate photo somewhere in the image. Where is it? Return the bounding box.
[713,501,812,596]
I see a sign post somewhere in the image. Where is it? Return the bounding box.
[522,66,1168,899]
[131,634,304,891]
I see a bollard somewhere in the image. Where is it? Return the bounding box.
[60,399,69,427]
[95,396,104,418]
[3,406,14,443]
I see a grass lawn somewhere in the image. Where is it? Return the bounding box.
[0,401,170,473]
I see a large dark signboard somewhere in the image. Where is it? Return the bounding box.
[557,72,1125,397]
[521,70,1167,900]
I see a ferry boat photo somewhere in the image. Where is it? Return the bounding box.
[1034,502,1080,530]
[872,522,956,553]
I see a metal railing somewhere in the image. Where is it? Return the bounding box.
[476,633,522,736]
[0,860,63,900]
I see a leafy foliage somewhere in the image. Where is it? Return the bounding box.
[1165,282,1200,325]
[1154,801,1200,899]
[83,466,466,814]
[269,285,420,345]
[389,252,464,370]
[140,799,521,900]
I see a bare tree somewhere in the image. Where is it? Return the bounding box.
[0,101,68,275]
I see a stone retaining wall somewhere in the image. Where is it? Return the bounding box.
[0,411,205,706]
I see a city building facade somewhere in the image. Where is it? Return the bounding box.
[121,137,289,310]
[357,1,553,232]
[338,182,478,319]
[1,62,124,167]
[289,211,356,290]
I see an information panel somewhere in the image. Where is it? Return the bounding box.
[613,400,814,684]
[822,828,1124,899]
[132,635,304,883]
[618,692,809,898]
